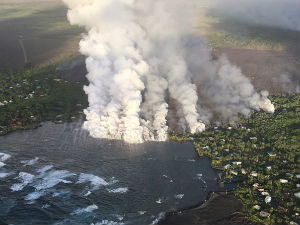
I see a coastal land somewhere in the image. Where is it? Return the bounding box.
[0,2,299,224]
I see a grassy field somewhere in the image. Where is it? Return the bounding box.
[0,0,84,68]
[197,11,300,51]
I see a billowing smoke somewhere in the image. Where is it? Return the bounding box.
[208,0,300,31]
[63,0,274,143]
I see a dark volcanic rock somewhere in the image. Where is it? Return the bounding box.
[159,192,261,225]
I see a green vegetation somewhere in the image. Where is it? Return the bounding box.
[170,94,300,225]
[0,65,88,135]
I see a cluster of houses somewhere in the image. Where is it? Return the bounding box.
[172,109,300,224]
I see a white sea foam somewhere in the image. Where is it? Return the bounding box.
[77,173,109,190]
[174,194,184,199]
[107,187,128,194]
[25,191,45,201]
[114,215,124,221]
[109,177,118,185]
[11,172,35,191]
[0,152,11,162]
[34,170,75,191]
[150,212,165,225]
[83,190,92,197]
[187,159,196,162]
[37,165,54,175]
[0,162,6,167]
[92,220,124,225]
[52,189,71,197]
[0,172,12,178]
[138,211,146,215]
[155,198,162,204]
[21,157,39,166]
[42,204,50,209]
[71,204,98,215]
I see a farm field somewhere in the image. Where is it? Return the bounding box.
[0,0,83,68]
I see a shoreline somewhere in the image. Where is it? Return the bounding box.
[158,191,261,225]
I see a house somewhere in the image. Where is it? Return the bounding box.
[266,166,272,170]
[224,164,231,169]
[280,179,288,184]
[253,205,261,210]
[0,102,4,106]
[267,152,276,157]
[261,191,269,196]
[232,161,242,165]
[296,174,300,179]
[265,196,271,203]
[241,168,246,174]
[253,183,259,188]
[250,171,258,177]
[208,137,215,141]
[250,137,257,140]
[294,192,300,199]
[230,170,238,176]
[260,211,270,217]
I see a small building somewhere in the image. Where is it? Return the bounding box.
[260,211,270,217]
[261,191,269,196]
[250,171,258,177]
[224,164,231,169]
[294,192,300,199]
[230,170,238,176]
[265,196,271,204]
[267,152,277,157]
[241,168,246,174]
[232,161,242,165]
[280,179,288,184]
[253,205,261,210]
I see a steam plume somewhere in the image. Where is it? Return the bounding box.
[63,0,274,143]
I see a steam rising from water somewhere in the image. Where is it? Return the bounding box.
[63,0,274,143]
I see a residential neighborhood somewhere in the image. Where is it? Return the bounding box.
[170,94,300,225]
[0,66,87,135]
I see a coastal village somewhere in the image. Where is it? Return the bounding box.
[0,66,87,135]
[171,94,300,225]
[0,66,299,225]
